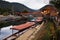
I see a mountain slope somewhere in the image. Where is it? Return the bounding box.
[0,1,35,12]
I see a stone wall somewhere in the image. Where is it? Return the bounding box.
[16,22,45,40]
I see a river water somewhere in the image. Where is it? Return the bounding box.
[0,25,18,40]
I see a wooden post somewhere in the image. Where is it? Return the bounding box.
[12,29,13,35]
[0,28,1,35]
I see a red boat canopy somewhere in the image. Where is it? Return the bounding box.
[11,17,43,30]
[11,22,35,30]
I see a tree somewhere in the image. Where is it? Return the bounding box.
[50,0,60,11]
[22,10,28,13]
[0,7,11,15]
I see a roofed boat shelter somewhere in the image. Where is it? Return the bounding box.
[11,17,43,30]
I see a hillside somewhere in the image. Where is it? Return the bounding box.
[0,1,35,12]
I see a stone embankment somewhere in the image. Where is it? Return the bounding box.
[16,21,44,40]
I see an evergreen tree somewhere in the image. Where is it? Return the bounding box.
[22,10,28,13]
[50,0,60,10]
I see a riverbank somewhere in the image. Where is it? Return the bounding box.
[16,22,44,40]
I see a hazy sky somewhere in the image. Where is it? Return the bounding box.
[4,0,50,10]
